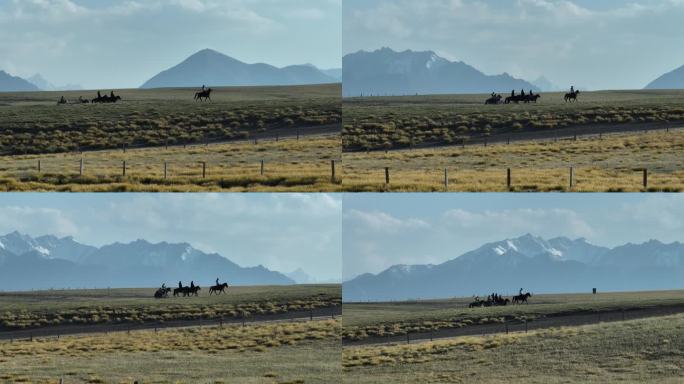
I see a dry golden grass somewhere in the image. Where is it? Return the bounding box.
[342,129,684,191]
[343,314,684,383]
[0,135,342,192]
[0,319,341,383]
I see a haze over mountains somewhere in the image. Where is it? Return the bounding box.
[28,74,82,91]
[0,70,39,92]
[141,49,339,89]
[0,232,294,291]
[342,47,539,97]
[343,234,684,302]
[644,64,684,90]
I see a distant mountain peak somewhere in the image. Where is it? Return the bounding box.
[645,64,684,90]
[343,46,538,97]
[344,234,684,301]
[0,232,294,290]
[140,48,336,89]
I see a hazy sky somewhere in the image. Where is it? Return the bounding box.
[0,193,342,282]
[0,0,342,89]
[343,193,684,280]
[343,0,684,90]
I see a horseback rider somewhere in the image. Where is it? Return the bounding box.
[202,85,206,91]
[97,91,101,99]
[511,89,515,97]
[519,288,523,295]
[178,281,182,289]
[161,283,166,289]
[216,277,219,286]
[110,91,115,98]
[520,89,526,97]
[191,281,195,289]
[570,85,575,94]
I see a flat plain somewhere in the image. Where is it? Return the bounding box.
[0,84,341,192]
[342,90,684,191]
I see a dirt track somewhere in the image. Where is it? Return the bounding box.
[343,304,684,346]
[0,305,341,341]
[345,121,683,153]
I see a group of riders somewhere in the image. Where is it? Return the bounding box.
[485,86,580,105]
[57,91,121,105]
[154,277,229,298]
[469,288,532,308]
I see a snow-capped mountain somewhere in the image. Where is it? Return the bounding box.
[342,47,538,97]
[343,234,684,301]
[0,232,294,291]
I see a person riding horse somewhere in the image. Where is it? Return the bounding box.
[190,281,195,289]
[216,277,219,286]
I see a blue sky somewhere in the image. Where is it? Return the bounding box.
[0,193,342,282]
[343,193,684,279]
[343,0,684,90]
[0,0,342,89]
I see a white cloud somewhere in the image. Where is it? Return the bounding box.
[345,209,429,234]
[0,206,77,237]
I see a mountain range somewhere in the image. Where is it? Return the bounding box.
[343,234,684,302]
[342,47,539,97]
[0,70,39,92]
[28,74,82,91]
[0,232,293,291]
[140,49,339,88]
[644,64,684,90]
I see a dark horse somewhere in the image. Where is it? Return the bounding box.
[154,287,171,298]
[485,94,502,105]
[92,91,122,104]
[512,292,532,304]
[194,88,212,102]
[564,90,580,102]
[209,282,229,296]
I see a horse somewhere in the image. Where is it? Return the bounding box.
[526,94,541,103]
[512,292,532,304]
[485,94,502,105]
[57,96,67,105]
[187,285,201,297]
[173,287,185,297]
[154,287,171,298]
[564,90,580,102]
[209,282,229,296]
[469,299,484,308]
[194,88,212,102]
[92,92,122,104]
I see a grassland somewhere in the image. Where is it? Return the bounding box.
[0,285,340,330]
[342,290,684,342]
[0,319,341,383]
[0,84,340,155]
[0,84,341,191]
[342,90,684,151]
[343,313,684,383]
[342,128,684,191]
[0,134,341,191]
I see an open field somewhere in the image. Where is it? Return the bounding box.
[342,128,684,191]
[0,318,341,384]
[0,84,341,191]
[0,84,340,155]
[342,290,684,342]
[0,285,341,332]
[343,313,684,383]
[342,90,684,151]
[0,134,341,191]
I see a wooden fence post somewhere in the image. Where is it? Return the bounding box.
[406,332,410,344]
[331,160,336,182]
[385,167,390,184]
[643,169,648,189]
[163,161,168,179]
[507,168,511,189]
[201,162,206,179]
[37,160,41,173]
[260,160,264,176]
[79,158,84,176]
[569,166,574,189]
[122,161,126,176]
[444,168,448,191]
